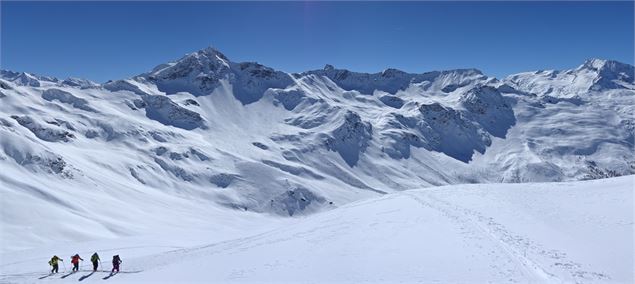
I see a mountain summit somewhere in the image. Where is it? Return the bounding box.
[506,58,634,96]
[579,58,634,90]
[139,46,293,104]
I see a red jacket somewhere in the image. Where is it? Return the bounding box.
[71,255,83,264]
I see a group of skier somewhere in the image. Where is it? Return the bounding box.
[48,253,122,274]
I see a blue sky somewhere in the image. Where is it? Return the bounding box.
[2,1,633,82]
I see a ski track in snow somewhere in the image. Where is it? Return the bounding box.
[404,191,610,283]
[404,192,556,282]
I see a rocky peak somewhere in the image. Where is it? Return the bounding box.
[579,59,634,91]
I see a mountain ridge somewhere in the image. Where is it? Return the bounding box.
[3,45,632,89]
[0,47,633,251]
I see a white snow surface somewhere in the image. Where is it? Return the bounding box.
[0,176,633,283]
[0,47,634,282]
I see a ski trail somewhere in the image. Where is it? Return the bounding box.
[467,213,560,282]
[405,190,612,283]
[424,192,612,283]
[403,191,562,283]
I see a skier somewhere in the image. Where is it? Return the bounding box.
[91,252,100,272]
[71,254,83,272]
[111,255,122,273]
[48,255,63,273]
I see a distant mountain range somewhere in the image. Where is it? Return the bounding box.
[1,47,633,233]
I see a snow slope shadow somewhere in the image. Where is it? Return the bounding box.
[60,271,75,279]
[102,270,142,280]
[78,271,94,281]
[385,86,517,163]
[459,86,516,139]
[102,272,117,280]
[37,273,54,279]
[142,95,206,130]
[324,111,372,167]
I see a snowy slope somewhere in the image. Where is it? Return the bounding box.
[0,47,634,254]
[0,176,632,283]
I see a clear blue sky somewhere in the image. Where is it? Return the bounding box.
[2,1,633,82]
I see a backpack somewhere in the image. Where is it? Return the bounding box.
[91,254,98,262]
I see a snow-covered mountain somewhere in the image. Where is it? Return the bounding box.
[1,47,633,251]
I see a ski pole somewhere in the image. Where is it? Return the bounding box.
[62,261,67,272]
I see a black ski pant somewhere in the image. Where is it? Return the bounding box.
[112,263,119,273]
[72,263,79,272]
[92,261,98,271]
[51,264,58,273]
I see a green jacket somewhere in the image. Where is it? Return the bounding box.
[49,256,61,266]
[91,253,100,262]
